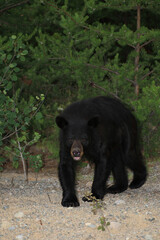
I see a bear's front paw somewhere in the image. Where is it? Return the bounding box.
[82,194,94,202]
[62,195,80,207]
[82,192,104,202]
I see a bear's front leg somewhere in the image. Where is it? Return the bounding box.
[58,161,79,207]
[83,156,111,202]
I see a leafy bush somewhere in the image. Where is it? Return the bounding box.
[0,35,44,177]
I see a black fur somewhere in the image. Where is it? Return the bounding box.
[56,96,147,207]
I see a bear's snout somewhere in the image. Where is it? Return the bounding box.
[71,140,84,161]
[73,150,81,157]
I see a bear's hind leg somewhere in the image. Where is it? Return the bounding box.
[128,151,147,189]
[129,170,147,189]
[106,150,128,194]
[106,165,128,194]
[129,163,147,189]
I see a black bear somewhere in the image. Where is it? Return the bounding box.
[56,96,147,207]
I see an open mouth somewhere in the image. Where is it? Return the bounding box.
[73,156,81,161]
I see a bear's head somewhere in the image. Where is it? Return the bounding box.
[56,115,99,161]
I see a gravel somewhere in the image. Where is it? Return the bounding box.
[0,162,160,240]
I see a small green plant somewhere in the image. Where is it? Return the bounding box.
[98,216,110,231]
[84,193,110,232]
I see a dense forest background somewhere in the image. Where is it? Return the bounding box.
[0,0,160,175]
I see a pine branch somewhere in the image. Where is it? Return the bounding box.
[47,1,78,25]
[141,70,154,80]
[88,80,120,100]
[47,1,97,32]
[140,39,154,49]
[88,80,107,92]
[0,0,29,14]
[86,63,119,75]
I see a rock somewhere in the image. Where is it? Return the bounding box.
[109,221,121,229]
[1,220,11,229]
[145,235,153,240]
[8,226,16,231]
[16,235,25,240]
[14,212,24,218]
[85,235,94,240]
[114,200,126,205]
[86,181,92,188]
[148,217,155,222]
[85,223,96,228]
[3,205,9,210]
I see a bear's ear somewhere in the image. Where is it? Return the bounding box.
[56,116,68,129]
[88,116,99,128]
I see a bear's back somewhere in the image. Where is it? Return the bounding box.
[62,96,134,127]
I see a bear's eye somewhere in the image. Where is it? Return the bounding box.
[68,138,74,144]
[81,138,88,145]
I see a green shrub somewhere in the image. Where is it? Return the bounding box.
[0,35,44,177]
[132,81,160,157]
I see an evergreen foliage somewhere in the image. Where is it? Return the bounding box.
[0,0,160,172]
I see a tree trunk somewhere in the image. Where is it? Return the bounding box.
[134,5,141,96]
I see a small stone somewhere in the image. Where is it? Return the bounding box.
[8,226,16,231]
[145,235,153,240]
[85,235,94,240]
[86,181,92,188]
[85,223,96,228]
[148,218,155,222]
[16,235,24,240]
[1,220,10,229]
[109,221,121,229]
[67,207,73,209]
[114,200,126,205]
[3,205,9,210]
[14,212,24,218]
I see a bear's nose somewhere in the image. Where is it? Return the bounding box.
[73,151,81,157]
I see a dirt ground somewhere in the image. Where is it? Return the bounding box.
[0,161,160,240]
